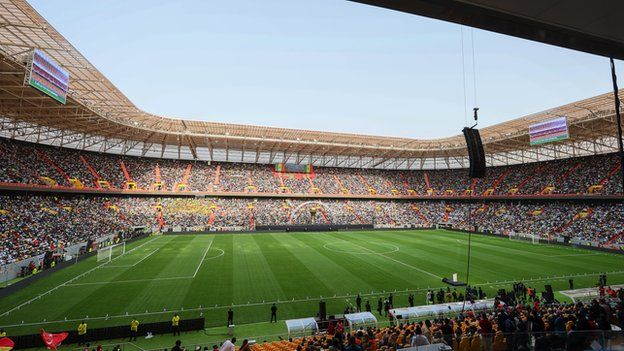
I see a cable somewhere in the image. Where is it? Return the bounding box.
[471,29,478,108]
[461,26,468,127]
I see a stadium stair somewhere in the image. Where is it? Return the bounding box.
[151,165,162,190]
[423,172,431,191]
[248,205,255,229]
[120,161,132,184]
[600,163,622,186]
[208,211,216,226]
[284,200,293,223]
[277,173,288,193]
[443,205,454,222]
[247,170,257,193]
[399,172,411,194]
[515,167,541,193]
[489,168,511,194]
[466,178,478,195]
[559,162,581,183]
[411,205,430,225]
[556,208,593,233]
[306,174,318,193]
[318,208,331,223]
[80,155,102,188]
[376,205,396,226]
[214,165,221,190]
[604,231,624,247]
[156,210,165,229]
[179,163,192,190]
[35,149,71,185]
[356,171,375,194]
[345,200,365,223]
[333,175,347,194]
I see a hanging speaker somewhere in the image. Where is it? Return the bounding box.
[463,127,486,178]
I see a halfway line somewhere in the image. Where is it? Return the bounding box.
[193,237,214,278]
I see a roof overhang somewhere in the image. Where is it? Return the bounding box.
[349,0,624,60]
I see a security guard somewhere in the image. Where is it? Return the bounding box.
[77,321,87,346]
[172,313,181,336]
[129,318,140,341]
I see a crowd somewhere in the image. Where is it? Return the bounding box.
[1,193,623,265]
[0,138,622,196]
[214,292,624,351]
[0,195,132,265]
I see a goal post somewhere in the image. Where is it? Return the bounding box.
[97,242,126,262]
[508,232,539,244]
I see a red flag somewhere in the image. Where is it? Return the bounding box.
[40,330,68,350]
[0,337,14,351]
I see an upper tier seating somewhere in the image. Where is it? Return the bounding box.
[0,138,621,196]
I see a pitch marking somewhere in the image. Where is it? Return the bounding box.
[323,242,399,255]
[193,237,214,278]
[330,236,442,280]
[0,236,162,317]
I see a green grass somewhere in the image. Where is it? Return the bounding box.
[1,229,622,339]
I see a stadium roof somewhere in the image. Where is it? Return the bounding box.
[351,0,624,61]
[0,0,622,169]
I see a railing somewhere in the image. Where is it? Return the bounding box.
[66,325,624,351]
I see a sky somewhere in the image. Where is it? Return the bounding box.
[29,0,621,139]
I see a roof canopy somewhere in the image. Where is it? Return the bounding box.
[0,0,622,169]
[350,0,624,60]
[390,299,493,320]
[344,312,377,329]
[285,317,318,336]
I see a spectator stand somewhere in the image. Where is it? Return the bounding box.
[285,317,318,337]
[343,312,377,332]
[389,299,493,322]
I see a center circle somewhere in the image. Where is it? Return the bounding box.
[323,242,399,255]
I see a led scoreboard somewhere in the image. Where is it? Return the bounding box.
[26,49,69,104]
[275,163,313,173]
[529,116,569,145]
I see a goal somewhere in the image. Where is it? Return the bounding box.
[509,232,540,244]
[97,242,126,262]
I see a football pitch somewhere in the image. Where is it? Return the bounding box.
[1,229,623,335]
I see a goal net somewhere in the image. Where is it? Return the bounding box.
[97,242,126,262]
[509,232,539,244]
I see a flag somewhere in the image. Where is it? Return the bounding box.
[40,330,68,350]
[0,337,14,351]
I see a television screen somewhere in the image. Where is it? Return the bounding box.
[529,116,569,145]
[275,163,312,173]
[26,49,69,104]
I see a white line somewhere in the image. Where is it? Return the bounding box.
[192,237,214,278]
[128,342,146,351]
[131,248,160,267]
[203,248,225,260]
[335,237,442,280]
[550,253,602,258]
[0,236,161,317]
[65,276,193,286]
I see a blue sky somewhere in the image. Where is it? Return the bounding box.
[30,0,621,139]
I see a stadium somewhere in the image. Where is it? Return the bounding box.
[0,0,624,350]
